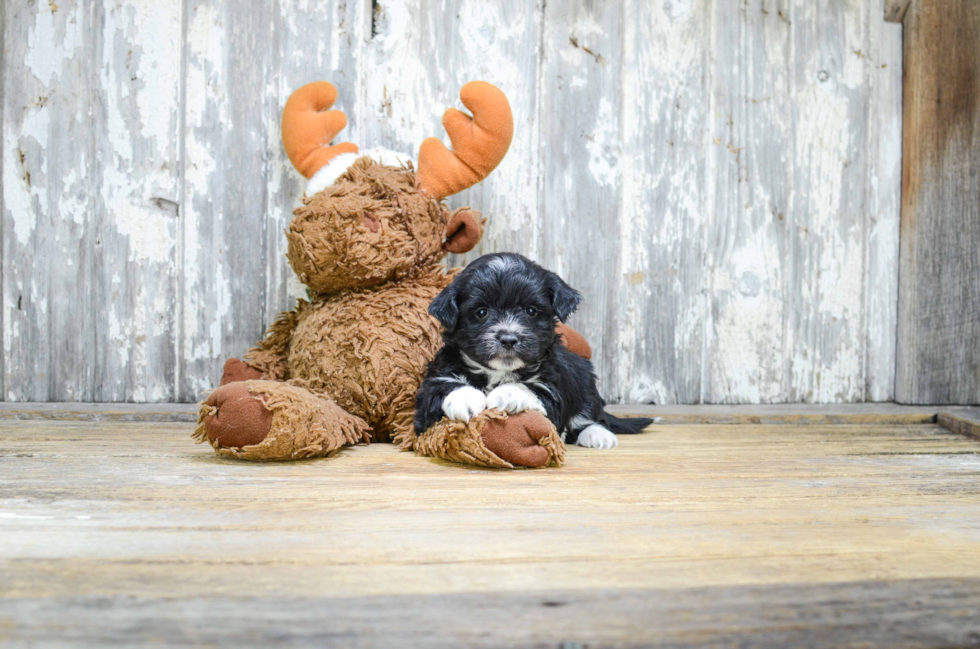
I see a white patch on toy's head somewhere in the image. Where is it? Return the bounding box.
[305,147,414,197]
[306,152,361,196]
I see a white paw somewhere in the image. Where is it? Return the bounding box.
[442,386,487,422]
[485,383,547,415]
[576,424,618,449]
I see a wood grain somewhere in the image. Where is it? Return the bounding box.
[604,402,942,425]
[1,1,907,404]
[2,1,182,401]
[612,0,708,404]
[896,0,980,405]
[0,401,959,425]
[356,0,544,274]
[938,410,980,441]
[537,0,625,404]
[177,0,366,401]
[706,0,903,404]
[866,5,905,402]
[4,580,980,648]
[884,0,912,23]
[1,419,980,645]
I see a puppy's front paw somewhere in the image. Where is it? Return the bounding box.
[442,386,487,422]
[576,424,618,449]
[486,383,547,415]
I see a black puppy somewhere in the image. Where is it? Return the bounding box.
[414,253,652,448]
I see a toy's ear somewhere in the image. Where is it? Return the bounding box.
[429,281,461,331]
[546,271,581,322]
[443,210,483,254]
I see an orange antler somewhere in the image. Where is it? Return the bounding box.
[416,81,513,200]
[281,82,359,178]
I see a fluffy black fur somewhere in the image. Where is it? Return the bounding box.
[414,253,652,444]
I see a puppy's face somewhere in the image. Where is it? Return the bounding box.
[429,254,581,370]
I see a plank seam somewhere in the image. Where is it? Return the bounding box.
[699,0,717,405]
[0,0,6,401]
[0,403,955,426]
[937,413,980,441]
[174,0,190,402]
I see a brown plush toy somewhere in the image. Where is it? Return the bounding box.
[193,80,590,468]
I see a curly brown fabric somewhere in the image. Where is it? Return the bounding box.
[196,156,583,467]
[415,409,565,469]
[286,159,456,295]
[219,358,265,386]
[243,307,303,381]
[284,265,453,444]
[194,381,370,461]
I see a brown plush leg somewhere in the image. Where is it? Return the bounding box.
[555,323,592,360]
[219,357,264,386]
[193,380,371,461]
[481,411,563,467]
[200,382,273,447]
[385,392,424,451]
[414,409,565,469]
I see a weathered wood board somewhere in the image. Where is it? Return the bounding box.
[2,1,182,401]
[884,0,912,23]
[177,0,368,401]
[896,0,980,405]
[706,1,903,404]
[2,0,906,404]
[2,419,980,645]
[0,400,963,424]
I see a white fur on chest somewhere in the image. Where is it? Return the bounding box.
[461,353,520,390]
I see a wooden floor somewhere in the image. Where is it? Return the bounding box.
[2,415,980,647]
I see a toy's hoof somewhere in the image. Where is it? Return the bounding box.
[555,323,591,360]
[220,357,264,386]
[204,383,273,448]
[481,411,553,468]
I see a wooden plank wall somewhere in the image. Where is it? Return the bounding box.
[895,0,980,404]
[2,0,905,404]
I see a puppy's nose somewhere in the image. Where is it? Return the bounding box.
[497,332,519,349]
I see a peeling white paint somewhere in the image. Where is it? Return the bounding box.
[181,1,228,388]
[0,512,54,520]
[864,18,904,402]
[709,229,786,403]
[25,3,82,86]
[3,0,903,404]
[454,2,541,244]
[585,97,620,188]
[4,106,49,246]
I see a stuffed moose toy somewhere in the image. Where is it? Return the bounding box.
[194,80,591,468]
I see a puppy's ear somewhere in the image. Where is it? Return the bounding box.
[546,272,581,322]
[428,281,460,331]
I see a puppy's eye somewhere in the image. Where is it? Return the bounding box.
[525,307,538,318]
[475,307,489,320]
